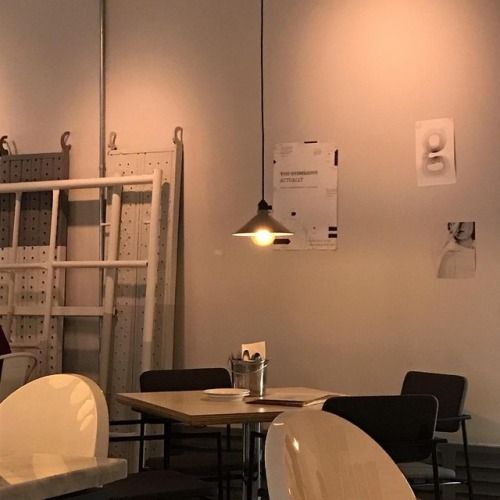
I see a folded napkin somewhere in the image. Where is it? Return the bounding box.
[241,341,266,361]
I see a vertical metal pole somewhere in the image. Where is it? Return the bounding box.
[99,186,122,393]
[98,0,106,271]
[6,192,22,334]
[141,168,163,372]
[98,0,107,386]
[41,190,60,347]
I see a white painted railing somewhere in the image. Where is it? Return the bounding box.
[0,170,163,393]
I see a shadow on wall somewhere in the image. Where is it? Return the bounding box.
[173,164,185,368]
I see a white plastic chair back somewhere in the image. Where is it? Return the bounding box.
[0,352,38,402]
[265,410,416,500]
[0,373,109,457]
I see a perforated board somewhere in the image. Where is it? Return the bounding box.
[0,145,69,376]
[106,145,181,466]
[106,146,180,416]
[0,245,66,375]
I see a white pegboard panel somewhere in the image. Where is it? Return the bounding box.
[0,135,70,379]
[106,145,180,421]
[0,245,66,377]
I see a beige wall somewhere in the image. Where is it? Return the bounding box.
[0,0,101,373]
[1,0,500,444]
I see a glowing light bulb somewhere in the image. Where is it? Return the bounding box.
[251,230,275,247]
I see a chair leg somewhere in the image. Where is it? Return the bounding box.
[138,420,145,472]
[431,442,441,500]
[226,470,231,500]
[226,424,232,451]
[163,421,172,469]
[248,433,255,500]
[217,432,223,500]
[461,421,474,499]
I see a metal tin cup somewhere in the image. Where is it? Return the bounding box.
[230,358,268,397]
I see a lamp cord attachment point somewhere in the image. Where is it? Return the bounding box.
[257,199,271,212]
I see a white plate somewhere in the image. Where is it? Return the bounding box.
[204,388,250,401]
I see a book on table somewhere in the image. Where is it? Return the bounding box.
[246,387,342,407]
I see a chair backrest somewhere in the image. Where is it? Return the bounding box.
[401,370,467,432]
[0,325,10,355]
[323,395,438,463]
[0,325,12,375]
[0,352,38,402]
[0,373,109,457]
[140,368,232,392]
[265,410,416,500]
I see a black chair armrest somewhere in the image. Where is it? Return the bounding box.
[437,414,471,424]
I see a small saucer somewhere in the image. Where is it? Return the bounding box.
[204,388,250,401]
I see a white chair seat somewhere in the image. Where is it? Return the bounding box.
[265,410,416,500]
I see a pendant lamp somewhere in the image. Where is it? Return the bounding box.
[232,0,293,247]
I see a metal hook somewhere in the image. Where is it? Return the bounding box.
[173,127,183,145]
[108,131,117,151]
[60,131,71,152]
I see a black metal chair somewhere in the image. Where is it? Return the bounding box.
[322,394,449,500]
[140,368,243,500]
[0,325,11,375]
[139,368,232,466]
[401,370,474,499]
[110,368,237,500]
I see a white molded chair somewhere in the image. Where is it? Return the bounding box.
[265,410,416,500]
[0,352,38,402]
[0,373,109,457]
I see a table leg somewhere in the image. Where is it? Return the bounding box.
[256,422,262,494]
[242,422,264,500]
[242,422,252,500]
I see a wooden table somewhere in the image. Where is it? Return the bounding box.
[0,453,127,500]
[117,387,333,499]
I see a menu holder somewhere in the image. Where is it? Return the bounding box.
[246,389,342,407]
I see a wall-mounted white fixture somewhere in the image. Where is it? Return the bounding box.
[415,118,456,187]
[232,0,293,247]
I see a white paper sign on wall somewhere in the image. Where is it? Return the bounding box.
[415,118,456,187]
[272,142,338,250]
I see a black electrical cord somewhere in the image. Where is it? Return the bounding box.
[260,0,265,202]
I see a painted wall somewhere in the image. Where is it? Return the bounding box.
[1,0,500,444]
[0,0,101,374]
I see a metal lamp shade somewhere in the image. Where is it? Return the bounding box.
[233,207,293,237]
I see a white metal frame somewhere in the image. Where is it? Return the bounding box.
[0,170,163,392]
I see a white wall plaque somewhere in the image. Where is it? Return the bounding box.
[415,118,456,186]
[272,142,338,250]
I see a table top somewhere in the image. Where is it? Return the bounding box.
[0,453,127,500]
[116,387,335,425]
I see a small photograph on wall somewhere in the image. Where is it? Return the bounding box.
[415,118,456,187]
[437,221,476,279]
